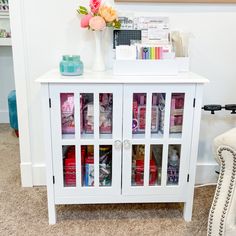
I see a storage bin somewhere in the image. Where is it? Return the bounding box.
[113,57,189,76]
[8,90,18,136]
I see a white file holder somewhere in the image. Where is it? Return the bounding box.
[113,57,189,76]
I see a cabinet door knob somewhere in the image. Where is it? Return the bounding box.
[114,140,122,150]
[124,140,131,149]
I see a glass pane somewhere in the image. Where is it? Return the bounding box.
[167,145,181,186]
[99,93,113,137]
[99,145,112,187]
[81,145,94,187]
[63,145,76,187]
[169,93,185,136]
[131,145,145,186]
[149,145,163,186]
[60,93,75,139]
[132,93,147,137]
[81,94,94,138]
[151,93,166,138]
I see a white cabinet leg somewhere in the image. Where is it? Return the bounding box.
[48,203,56,224]
[183,199,193,222]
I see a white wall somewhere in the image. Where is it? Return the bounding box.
[14,0,236,185]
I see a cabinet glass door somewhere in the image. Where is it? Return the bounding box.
[122,84,195,196]
[50,84,122,198]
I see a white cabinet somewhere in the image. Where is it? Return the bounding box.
[37,70,208,224]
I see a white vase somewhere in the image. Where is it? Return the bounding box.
[92,30,105,72]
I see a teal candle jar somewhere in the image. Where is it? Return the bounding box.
[72,55,84,76]
[60,55,84,76]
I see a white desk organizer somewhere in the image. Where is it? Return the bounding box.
[113,57,189,76]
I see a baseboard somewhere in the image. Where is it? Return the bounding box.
[195,163,219,185]
[0,110,9,123]
[32,164,46,186]
[21,163,46,186]
[20,162,33,187]
[28,162,219,187]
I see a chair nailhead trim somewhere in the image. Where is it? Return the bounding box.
[207,146,236,236]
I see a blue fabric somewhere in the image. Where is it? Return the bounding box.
[8,90,18,130]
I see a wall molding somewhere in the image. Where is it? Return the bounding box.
[32,164,46,186]
[0,110,9,123]
[195,162,219,184]
[30,162,219,186]
[21,163,46,187]
[9,0,32,186]
[20,162,33,187]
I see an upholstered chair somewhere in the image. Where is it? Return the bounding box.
[207,128,236,236]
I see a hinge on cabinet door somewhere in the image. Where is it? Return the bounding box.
[193,98,196,108]
[187,174,190,182]
[53,176,55,184]
[49,98,51,108]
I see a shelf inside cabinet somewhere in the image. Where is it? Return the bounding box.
[132,133,145,139]
[80,133,113,140]
[169,133,182,139]
[166,182,180,187]
[151,132,164,139]
[0,12,9,19]
[62,134,75,140]
[133,132,164,139]
[100,133,112,139]
[81,133,94,139]
[0,38,11,46]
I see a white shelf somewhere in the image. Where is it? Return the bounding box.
[151,132,164,139]
[0,12,9,19]
[100,133,112,139]
[132,133,145,139]
[81,133,113,140]
[62,133,75,140]
[0,38,11,46]
[62,133,113,140]
[81,133,94,139]
[169,133,182,139]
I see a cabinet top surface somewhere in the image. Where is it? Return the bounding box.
[36,69,209,84]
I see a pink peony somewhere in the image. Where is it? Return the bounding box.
[89,16,106,31]
[90,0,101,14]
[80,14,93,28]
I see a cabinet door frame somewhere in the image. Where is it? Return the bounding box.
[122,84,196,196]
[49,84,123,198]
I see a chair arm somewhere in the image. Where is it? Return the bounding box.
[213,128,236,164]
[208,128,236,236]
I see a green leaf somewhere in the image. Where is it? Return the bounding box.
[80,6,88,12]
[113,20,121,29]
[106,20,121,29]
[77,6,88,15]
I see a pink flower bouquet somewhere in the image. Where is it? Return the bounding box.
[77,0,120,31]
